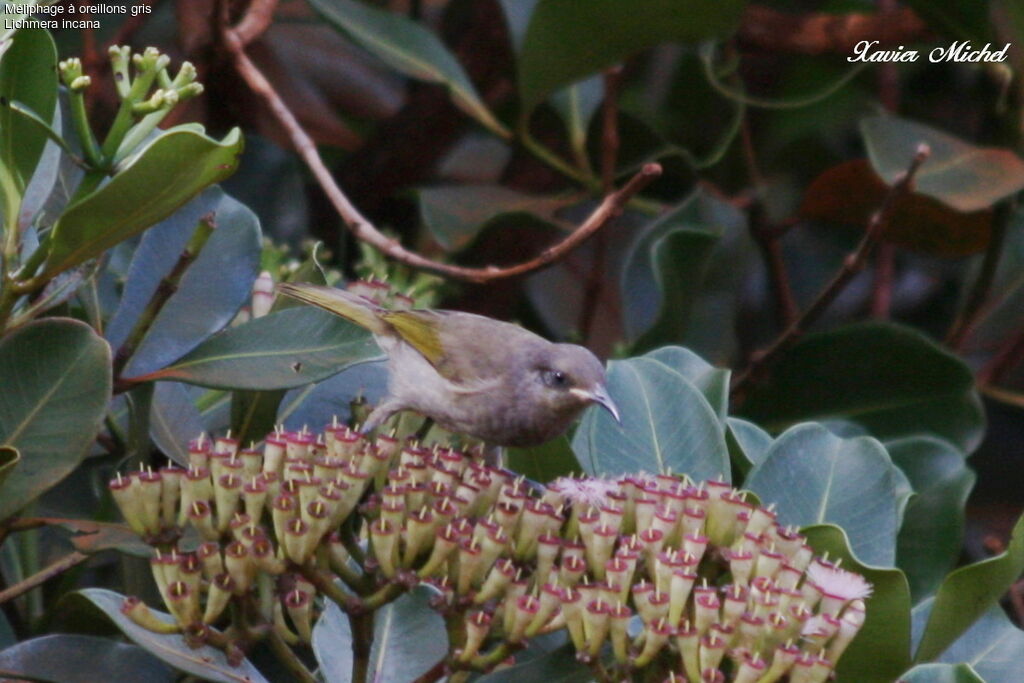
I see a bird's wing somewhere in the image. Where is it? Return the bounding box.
[277,283,387,334]
[380,309,449,370]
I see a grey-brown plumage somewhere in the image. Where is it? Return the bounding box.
[278,283,620,447]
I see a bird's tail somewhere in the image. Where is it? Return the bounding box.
[276,283,388,334]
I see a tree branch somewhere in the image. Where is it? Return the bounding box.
[221,17,661,284]
[731,143,931,401]
[738,5,930,56]
[0,552,89,605]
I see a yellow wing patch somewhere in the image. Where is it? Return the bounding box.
[381,311,447,368]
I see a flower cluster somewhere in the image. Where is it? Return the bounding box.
[110,427,870,681]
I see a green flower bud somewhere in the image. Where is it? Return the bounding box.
[633,616,672,667]
[284,588,313,642]
[369,519,399,578]
[668,568,698,627]
[110,472,146,536]
[456,611,492,662]
[582,599,611,657]
[121,596,180,634]
[197,541,224,580]
[164,580,199,626]
[224,541,254,593]
[698,631,728,675]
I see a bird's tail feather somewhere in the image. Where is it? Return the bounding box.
[276,283,387,334]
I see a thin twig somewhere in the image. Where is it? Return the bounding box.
[740,116,798,327]
[978,327,1024,386]
[266,625,318,683]
[731,143,931,401]
[232,0,280,47]
[113,214,216,381]
[946,203,1012,349]
[578,67,625,341]
[221,21,661,284]
[870,243,895,318]
[0,552,89,605]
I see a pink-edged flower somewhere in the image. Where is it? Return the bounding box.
[550,476,621,509]
[806,561,873,605]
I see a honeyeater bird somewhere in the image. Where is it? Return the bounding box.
[277,283,620,447]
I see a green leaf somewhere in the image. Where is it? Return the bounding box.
[309,0,509,138]
[889,436,975,602]
[937,605,1024,681]
[75,588,268,683]
[0,319,111,521]
[231,390,285,446]
[899,663,984,683]
[417,185,571,252]
[621,189,751,360]
[725,417,772,472]
[149,382,204,466]
[313,600,353,682]
[549,76,604,166]
[643,346,730,419]
[0,634,176,683]
[508,436,581,483]
[962,204,1024,352]
[915,510,1024,663]
[802,524,912,683]
[42,517,151,558]
[518,0,745,111]
[43,126,243,278]
[314,587,447,682]
[476,641,590,682]
[740,321,985,453]
[862,115,1024,212]
[108,188,261,377]
[571,355,729,481]
[0,28,57,189]
[278,360,388,430]
[128,307,382,390]
[746,423,904,566]
[367,587,448,682]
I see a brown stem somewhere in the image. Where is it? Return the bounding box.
[221,20,661,284]
[232,0,279,46]
[350,610,374,683]
[578,67,625,341]
[738,4,930,56]
[946,203,1011,350]
[870,243,895,318]
[731,143,931,402]
[741,117,797,327]
[0,552,89,605]
[978,327,1024,386]
[412,659,448,683]
[266,625,317,683]
[113,214,216,382]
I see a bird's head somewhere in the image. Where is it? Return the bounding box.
[529,343,620,423]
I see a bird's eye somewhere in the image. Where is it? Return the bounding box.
[542,369,569,388]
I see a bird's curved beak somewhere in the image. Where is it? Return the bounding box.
[572,385,621,424]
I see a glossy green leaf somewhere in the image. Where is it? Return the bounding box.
[571,356,729,481]
[0,319,111,521]
[497,0,539,53]
[508,436,581,483]
[889,436,974,602]
[231,390,285,446]
[313,599,353,683]
[76,588,267,683]
[309,0,508,138]
[643,346,730,419]
[549,76,604,166]
[937,605,1024,681]
[367,587,448,682]
[0,634,176,683]
[43,126,243,278]
[127,307,382,390]
[962,204,1024,351]
[518,0,745,111]
[149,382,205,466]
[747,423,903,565]
[278,360,388,430]
[0,28,57,188]
[43,517,151,558]
[740,322,985,453]
[802,524,912,683]
[915,510,1024,663]
[621,189,751,360]
[899,663,984,683]
[315,587,446,682]
[725,417,772,471]
[108,188,261,377]
[417,185,571,252]
[862,115,1024,212]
